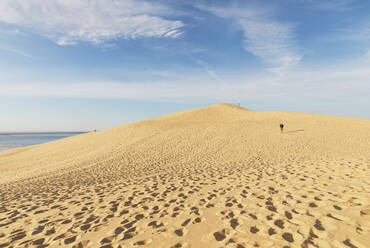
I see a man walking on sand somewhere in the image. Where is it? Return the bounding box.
[280,123,284,133]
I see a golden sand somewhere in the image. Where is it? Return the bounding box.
[0,103,369,247]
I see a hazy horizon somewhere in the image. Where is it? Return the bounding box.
[0,131,86,134]
[1,103,370,133]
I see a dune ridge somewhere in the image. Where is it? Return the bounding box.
[0,103,369,247]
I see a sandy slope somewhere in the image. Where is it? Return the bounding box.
[0,103,369,248]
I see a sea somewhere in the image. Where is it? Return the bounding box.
[0,132,85,152]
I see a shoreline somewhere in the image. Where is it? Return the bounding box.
[0,144,24,147]
[0,131,85,135]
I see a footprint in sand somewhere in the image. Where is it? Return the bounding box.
[274,219,284,229]
[250,226,259,234]
[213,229,230,241]
[174,228,188,237]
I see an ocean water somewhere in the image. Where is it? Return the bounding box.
[0,132,85,152]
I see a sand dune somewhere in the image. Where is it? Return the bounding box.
[0,103,369,247]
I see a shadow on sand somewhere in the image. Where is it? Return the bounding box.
[284,129,305,134]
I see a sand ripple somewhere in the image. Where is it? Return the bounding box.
[0,104,369,247]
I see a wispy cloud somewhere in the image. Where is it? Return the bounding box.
[0,45,34,58]
[308,0,355,11]
[336,23,370,41]
[1,54,368,108]
[0,27,27,36]
[316,22,370,45]
[287,0,355,11]
[239,19,301,75]
[196,3,302,75]
[0,81,225,101]
[196,59,240,102]
[0,0,184,46]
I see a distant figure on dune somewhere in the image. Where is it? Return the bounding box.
[280,123,284,133]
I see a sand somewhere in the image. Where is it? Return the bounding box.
[0,103,369,248]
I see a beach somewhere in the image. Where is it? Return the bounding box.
[0,103,369,247]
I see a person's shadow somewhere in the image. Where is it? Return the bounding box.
[284,129,305,133]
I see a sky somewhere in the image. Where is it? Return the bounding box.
[0,0,369,131]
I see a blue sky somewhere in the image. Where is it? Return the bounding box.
[0,0,369,131]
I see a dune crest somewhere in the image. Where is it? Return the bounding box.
[1,104,369,247]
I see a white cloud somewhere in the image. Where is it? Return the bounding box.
[196,4,302,75]
[239,20,301,75]
[0,0,184,45]
[0,55,369,107]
